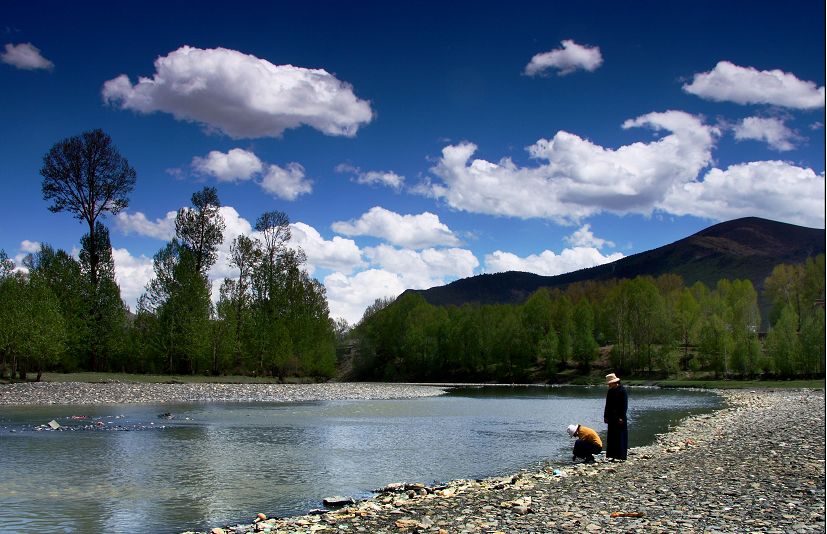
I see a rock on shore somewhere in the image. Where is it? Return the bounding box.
[188,389,825,534]
[0,382,448,405]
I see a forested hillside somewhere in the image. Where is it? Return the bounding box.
[410,217,825,327]
[351,254,825,382]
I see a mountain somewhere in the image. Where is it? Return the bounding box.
[407,217,825,319]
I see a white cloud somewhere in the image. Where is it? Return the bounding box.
[335,163,405,190]
[289,222,363,274]
[8,240,42,272]
[732,116,797,151]
[485,247,624,276]
[189,148,311,200]
[192,148,263,181]
[260,162,312,200]
[115,211,177,240]
[323,246,480,324]
[564,224,615,248]
[112,248,154,311]
[102,45,374,138]
[324,270,408,324]
[427,110,718,223]
[20,239,41,253]
[364,244,478,288]
[332,206,461,249]
[524,39,603,76]
[207,206,255,283]
[683,61,825,109]
[1,42,53,70]
[661,160,825,228]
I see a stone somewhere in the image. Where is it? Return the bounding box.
[323,496,356,507]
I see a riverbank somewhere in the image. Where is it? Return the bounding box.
[0,381,448,405]
[190,389,825,534]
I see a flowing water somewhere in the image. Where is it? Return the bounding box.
[0,385,721,533]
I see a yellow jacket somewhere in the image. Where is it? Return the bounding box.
[576,425,603,448]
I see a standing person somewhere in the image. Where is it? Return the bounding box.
[567,423,603,463]
[603,373,628,461]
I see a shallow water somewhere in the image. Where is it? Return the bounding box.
[0,386,720,533]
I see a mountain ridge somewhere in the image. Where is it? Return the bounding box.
[406,217,825,318]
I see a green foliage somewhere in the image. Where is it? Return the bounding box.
[0,271,66,380]
[764,305,801,377]
[351,254,824,382]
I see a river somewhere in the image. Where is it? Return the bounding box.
[0,385,721,533]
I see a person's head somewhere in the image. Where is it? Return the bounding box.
[605,373,621,388]
[566,424,578,437]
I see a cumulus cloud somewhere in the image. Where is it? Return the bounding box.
[564,224,615,248]
[335,163,405,190]
[1,42,53,70]
[683,61,825,109]
[290,222,363,274]
[190,148,312,200]
[364,244,478,288]
[485,247,624,276]
[427,110,718,223]
[661,161,825,228]
[732,116,798,151]
[192,148,263,181]
[332,206,461,249]
[112,248,154,311]
[115,211,177,240]
[102,45,374,138]
[260,162,312,200]
[324,270,408,325]
[524,39,603,76]
[324,245,479,324]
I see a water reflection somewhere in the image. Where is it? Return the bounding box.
[0,387,720,532]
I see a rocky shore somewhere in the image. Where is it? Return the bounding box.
[186,389,825,534]
[0,381,448,405]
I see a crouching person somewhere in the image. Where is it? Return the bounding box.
[567,424,602,463]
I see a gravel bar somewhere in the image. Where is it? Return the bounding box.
[0,381,448,405]
[183,389,825,534]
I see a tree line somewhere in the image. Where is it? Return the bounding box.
[0,129,336,380]
[351,255,825,382]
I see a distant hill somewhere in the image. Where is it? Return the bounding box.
[407,217,825,322]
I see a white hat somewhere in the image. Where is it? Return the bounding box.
[566,424,578,437]
[605,373,620,384]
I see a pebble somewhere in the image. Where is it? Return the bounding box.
[0,382,448,405]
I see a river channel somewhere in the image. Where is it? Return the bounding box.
[0,385,721,533]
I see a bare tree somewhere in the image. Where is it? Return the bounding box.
[40,129,136,288]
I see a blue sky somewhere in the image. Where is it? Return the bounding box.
[2,1,824,324]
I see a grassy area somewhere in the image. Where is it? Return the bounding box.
[35,372,314,384]
[7,372,824,390]
[624,378,825,389]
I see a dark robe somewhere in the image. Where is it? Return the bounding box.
[604,383,628,460]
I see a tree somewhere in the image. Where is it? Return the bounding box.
[176,187,225,275]
[40,129,136,290]
[80,222,127,370]
[25,244,87,371]
[0,271,66,380]
[572,299,598,369]
[674,288,700,370]
[764,305,800,377]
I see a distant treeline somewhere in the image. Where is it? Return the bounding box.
[351,254,825,382]
[0,188,338,381]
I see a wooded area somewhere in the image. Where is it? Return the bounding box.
[0,130,336,381]
[351,255,825,382]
